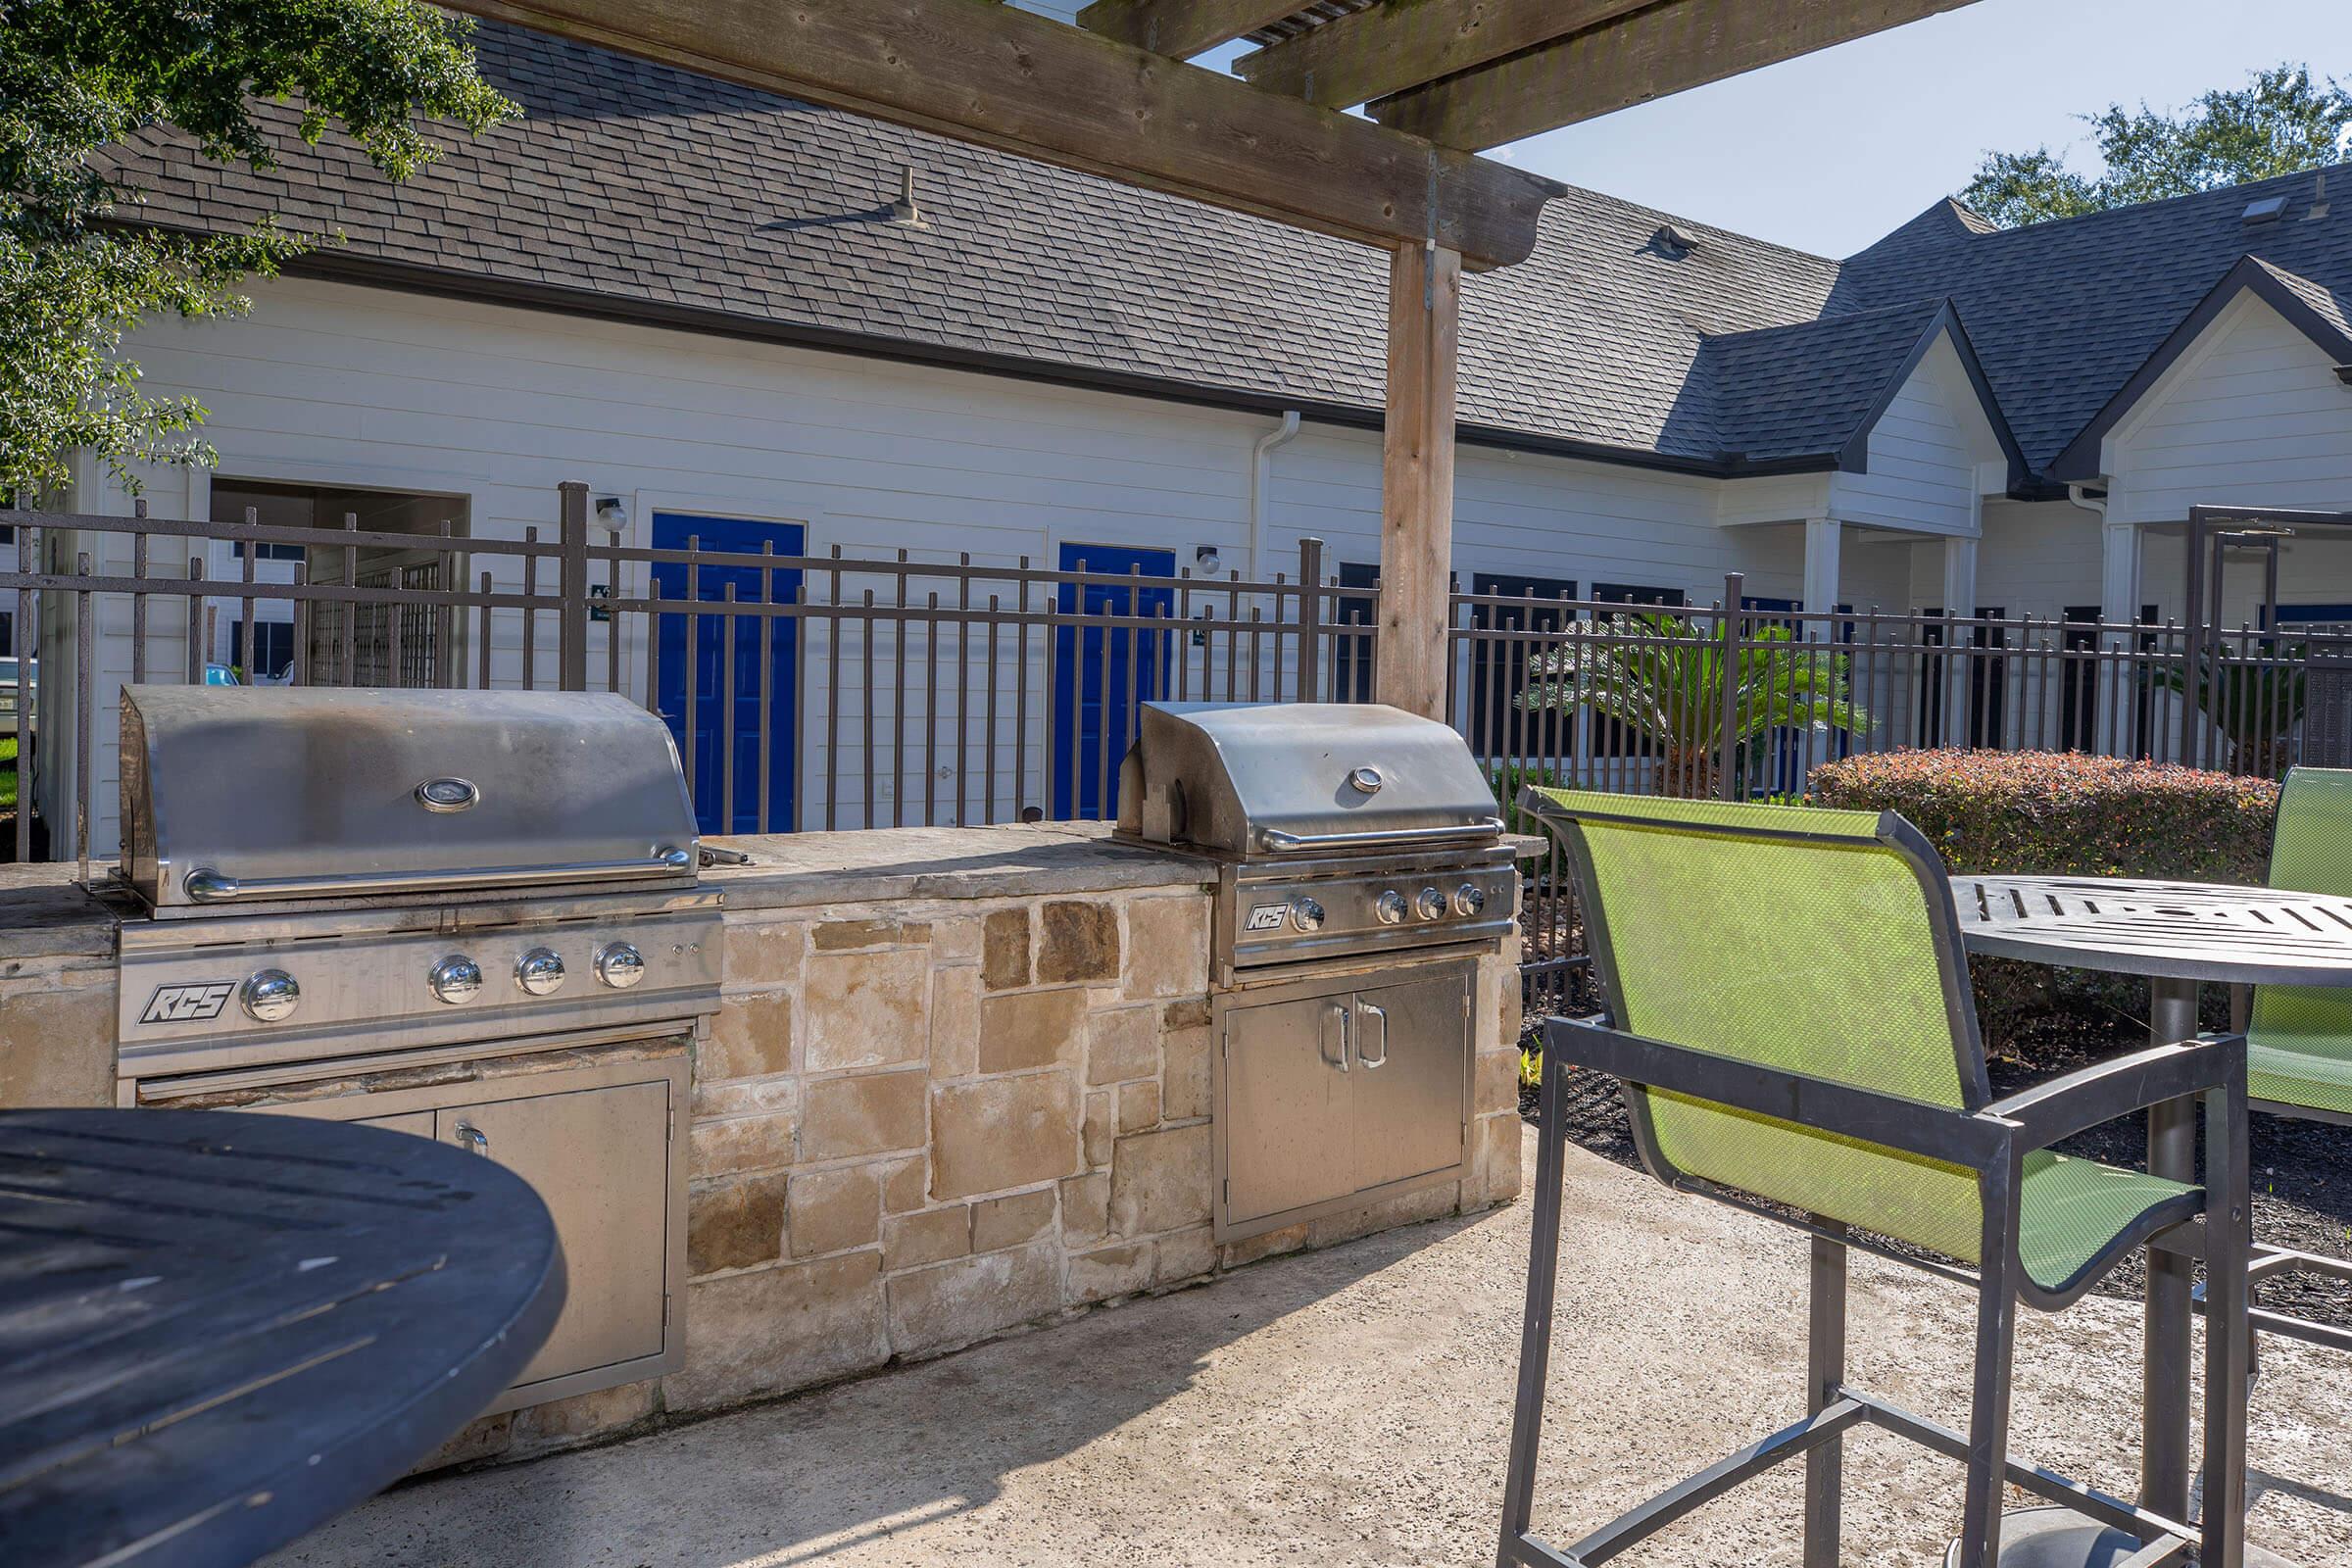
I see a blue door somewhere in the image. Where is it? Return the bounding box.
[1054,543,1175,819]
[651,514,803,836]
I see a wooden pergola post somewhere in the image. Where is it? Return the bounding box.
[1377,241,1461,720]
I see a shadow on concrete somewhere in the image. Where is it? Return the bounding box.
[265,1208,1490,1568]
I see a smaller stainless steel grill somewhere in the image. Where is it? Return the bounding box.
[1117,701,1514,979]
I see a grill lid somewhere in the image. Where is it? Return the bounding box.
[1119,701,1500,858]
[119,687,699,911]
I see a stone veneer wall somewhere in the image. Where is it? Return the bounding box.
[446,879,1522,1467]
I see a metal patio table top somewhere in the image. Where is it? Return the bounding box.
[0,1107,564,1568]
[1951,871,2349,1568]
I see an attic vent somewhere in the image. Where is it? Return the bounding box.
[1653,223,1698,258]
[2243,195,2288,224]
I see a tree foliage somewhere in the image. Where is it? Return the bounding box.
[1960,65,2352,229]
[1,0,518,499]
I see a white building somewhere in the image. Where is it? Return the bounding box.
[38,23,2352,852]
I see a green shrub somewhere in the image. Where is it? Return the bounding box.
[1807,750,2279,1051]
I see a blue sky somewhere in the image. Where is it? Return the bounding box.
[1496,0,2352,257]
[1204,0,2352,259]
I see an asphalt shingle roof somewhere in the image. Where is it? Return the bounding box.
[100,23,2352,487]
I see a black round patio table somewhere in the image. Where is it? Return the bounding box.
[1950,873,2350,1568]
[0,1107,564,1568]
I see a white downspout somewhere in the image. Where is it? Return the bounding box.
[2065,481,2106,522]
[1247,411,1301,579]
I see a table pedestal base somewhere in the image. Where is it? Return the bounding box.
[1943,1506,2296,1567]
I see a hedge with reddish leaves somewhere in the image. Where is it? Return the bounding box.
[1807,751,2278,1048]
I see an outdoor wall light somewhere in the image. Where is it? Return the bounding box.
[1195,545,1222,575]
[594,497,629,533]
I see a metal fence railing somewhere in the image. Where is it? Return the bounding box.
[10,495,2348,1016]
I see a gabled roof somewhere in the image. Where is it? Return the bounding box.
[96,22,2352,491]
[1835,163,2352,476]
[2049,256,2352,479]
[1692,298,2018,474]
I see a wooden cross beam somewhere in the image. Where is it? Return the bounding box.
[1234,0,1651,113]
[437,0,1561,269]
[1366,0,1982,151]
[1076,0,1302,59]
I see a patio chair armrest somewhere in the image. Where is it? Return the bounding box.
[1542,1013,2008,1168]
[1979,1034,2246,1154]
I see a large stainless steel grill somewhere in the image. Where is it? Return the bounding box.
[111,685,719,1415]
[1117,701,1515,978]
[1117,702,1513,1243]
[113,687,721,1082]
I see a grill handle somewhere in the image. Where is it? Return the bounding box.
[1255,818,1503,855]
[181,847,694,905]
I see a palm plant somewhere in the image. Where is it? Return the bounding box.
[1515,612,1874,797]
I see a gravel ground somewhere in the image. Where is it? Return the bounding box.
[263,1126,2351,1568]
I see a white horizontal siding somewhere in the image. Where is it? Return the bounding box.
[1827,333,1994,537]
[55,277,1824,849]
[2107,293,2352,526]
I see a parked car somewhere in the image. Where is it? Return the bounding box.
[203,663,240,686]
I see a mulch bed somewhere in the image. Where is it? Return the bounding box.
[1520,1014,2352,1334]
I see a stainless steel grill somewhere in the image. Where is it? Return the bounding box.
[1117,701,1515,979]
[1117,701,1514,1244]
[112,686,721,1086]
[109,686,720,1415]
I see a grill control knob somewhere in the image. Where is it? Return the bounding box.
[1375,889,1408,926]
[241,968,300,1023]
[1292,897,1326,933]
[429,955,484,1005]
[596,943,648,990]
[1453,883,1487,917]
[1415,887,1447,921]
[514,947,566,997]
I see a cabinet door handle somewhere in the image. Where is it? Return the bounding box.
[455,1120,491,1157]
[1357,1002,1389,1069]
[1319,1001,1350,1073]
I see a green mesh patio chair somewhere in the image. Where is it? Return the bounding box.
[2233,765,2352,1353]
[1497,789,2252,1568]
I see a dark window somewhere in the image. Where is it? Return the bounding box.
[1469,571,1576,760]
[229,619,296,681]
[1330,562,1380,703]
[1916,608,2009,749]
[233,541,307,563]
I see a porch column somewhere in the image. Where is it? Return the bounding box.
[1940,534,1979,749]
[1800,517,1840,638]
[2099,519,2142,758]
[2099,521,2141,625]
[1376,243,1461,720]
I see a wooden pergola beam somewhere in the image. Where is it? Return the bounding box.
[439,0,1561,270]
[1370,0,1981,151]
[1234,0,1649,112]
[1076,0,1301,59]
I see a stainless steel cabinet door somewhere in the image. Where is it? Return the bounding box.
[1349,970,1470,1194]
[1223,993,1353,1226]
[438,1080,671,1390]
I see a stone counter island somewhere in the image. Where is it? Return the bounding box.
[0,822,1523,1469]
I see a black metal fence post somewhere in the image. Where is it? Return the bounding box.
[1717,570,1744,802]
[557,481,591,692]
[1297,536,1323,703]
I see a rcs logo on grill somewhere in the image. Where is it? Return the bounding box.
[1244,905,1290,932]
[138,981,236,1025]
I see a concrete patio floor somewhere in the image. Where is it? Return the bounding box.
[268,1125,2352,1567]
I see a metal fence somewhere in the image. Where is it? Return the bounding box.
[10,493,2350,1018]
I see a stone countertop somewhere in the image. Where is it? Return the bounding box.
[701,822,1217,913]
[0,863,120,962]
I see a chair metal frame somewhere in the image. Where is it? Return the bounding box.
[2230,766,2352,1356]
[1497,793,2254,1568]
